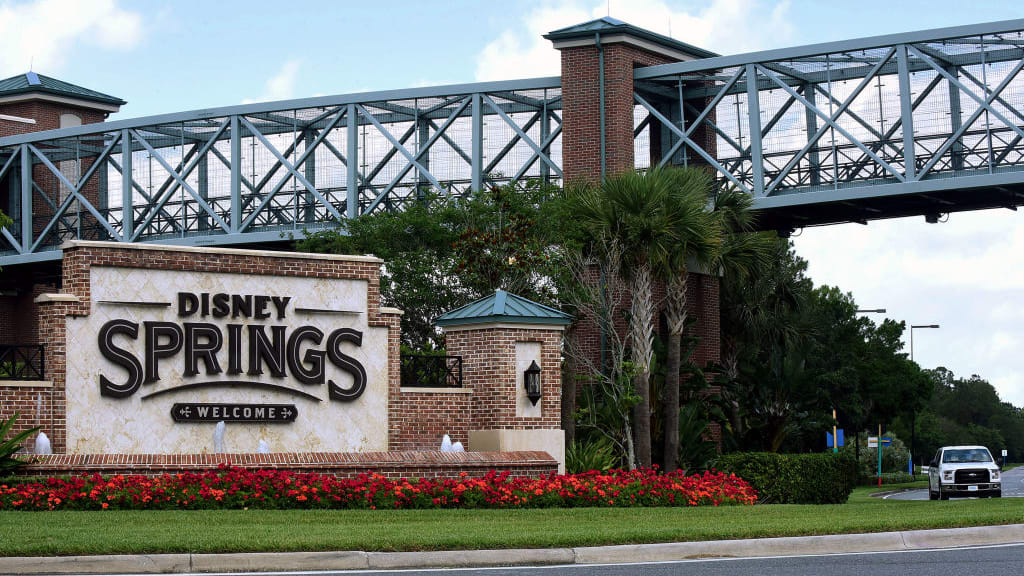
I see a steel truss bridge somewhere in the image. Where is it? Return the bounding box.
[2,19,1024,266]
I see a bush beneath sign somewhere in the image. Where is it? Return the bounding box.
[0,465,756,511]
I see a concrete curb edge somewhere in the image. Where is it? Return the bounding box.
[2,523,1023,574]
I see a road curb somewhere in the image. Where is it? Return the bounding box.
[2,524,1022,574]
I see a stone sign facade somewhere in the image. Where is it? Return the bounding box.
[64,262,390,454]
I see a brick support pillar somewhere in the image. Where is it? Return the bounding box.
[558,43,676,183]
[30,293,85,454]
[547,21,720,183]
[443,323,567,472]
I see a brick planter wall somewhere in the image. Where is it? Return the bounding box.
[14,451,559,480]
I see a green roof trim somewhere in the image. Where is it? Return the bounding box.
[0,72,126,106]
[436,290,573,327]
[544,17,718,59]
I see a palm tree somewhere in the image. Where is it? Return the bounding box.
[574,168,683,468]
[657,168,718,472]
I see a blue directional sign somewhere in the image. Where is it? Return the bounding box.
[827,429,845,448]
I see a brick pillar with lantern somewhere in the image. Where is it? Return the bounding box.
[436,290,571,473]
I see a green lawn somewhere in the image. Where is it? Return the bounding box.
[2,483,1022,557]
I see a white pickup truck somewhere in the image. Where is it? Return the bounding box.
[927,445,1001,500]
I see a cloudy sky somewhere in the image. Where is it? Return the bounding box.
[2,0,1024,405]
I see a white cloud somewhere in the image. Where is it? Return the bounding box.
[0,0,142,76]
[242,60,301,104]
[474,0,794,82]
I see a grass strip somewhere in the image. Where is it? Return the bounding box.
[1,485,1021,557]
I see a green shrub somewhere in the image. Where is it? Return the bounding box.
[565,437,618,474]
[715,452,858,504]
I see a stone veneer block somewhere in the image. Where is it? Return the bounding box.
[469,429,565,474]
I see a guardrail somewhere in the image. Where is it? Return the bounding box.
[0,344,45,380]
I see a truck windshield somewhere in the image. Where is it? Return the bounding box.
[942,449,993,463]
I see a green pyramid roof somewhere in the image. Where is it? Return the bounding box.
[0,72,126,106]
[544,17,718,59]
[436,290,572,327]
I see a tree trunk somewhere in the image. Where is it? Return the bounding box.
[663,330,681,472]
[630,265,655,469]
[662,273,688,473]
[633,372,652,468]
[624,412,636,471]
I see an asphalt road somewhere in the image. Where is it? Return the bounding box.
[174,543,1024,576]
[884,464,1024,500]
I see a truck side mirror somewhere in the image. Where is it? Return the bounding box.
[930,459,937,467]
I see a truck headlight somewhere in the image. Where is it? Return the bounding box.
[943,470,954,481]
[991,469,1000,481]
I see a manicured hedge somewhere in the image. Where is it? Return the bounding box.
[715,452,858,504]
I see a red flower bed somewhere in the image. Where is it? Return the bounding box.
[0,466,756,511]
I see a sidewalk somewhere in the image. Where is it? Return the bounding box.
[3,523,1023,574]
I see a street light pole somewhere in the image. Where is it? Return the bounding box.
[909,324,940,362]
[909,324,940,474]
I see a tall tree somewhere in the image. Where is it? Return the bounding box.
[574,169,682,468]
[658,176,772,471]
[658,168,717,472]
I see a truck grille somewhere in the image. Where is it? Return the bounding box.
[954,468,989,484]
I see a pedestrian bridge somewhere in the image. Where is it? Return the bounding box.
[2,18,1023,266]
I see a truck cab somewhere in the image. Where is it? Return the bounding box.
[927,445,1001,500]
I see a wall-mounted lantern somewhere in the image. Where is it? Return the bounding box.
[524,360,542,405]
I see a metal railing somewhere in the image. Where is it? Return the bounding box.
[0,344,45,380]
[632,18,1024,224]
[400,354,463,388]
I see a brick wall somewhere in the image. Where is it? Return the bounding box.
[15,450,559,479]
[0,384,54,453]
[390,390,473,450]
[1,97,110,350]
[557,37,723,447]
[445,326,562,432]
[0,281,55,345]
[559,42,676,183]
[0,101,107,138]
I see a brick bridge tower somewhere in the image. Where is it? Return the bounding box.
[545,19,723,445]
[0,72,125,346]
